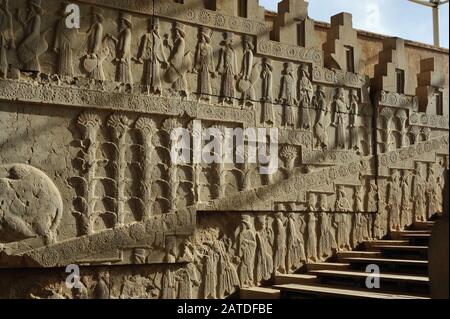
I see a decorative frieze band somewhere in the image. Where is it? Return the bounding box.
[302,149,361,165]
[0,80,255,125]
[154,1,268,36]
[377,91,417,109]
[312,66,368,89]
[257,40,323,65]
[409,112,449,129]
[75,0,152,14]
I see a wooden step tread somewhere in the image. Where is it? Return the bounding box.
[240,287,280,299]
[309,270,430,284]
[341,257,429,266]
[274,283,429,299]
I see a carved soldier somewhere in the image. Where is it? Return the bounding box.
[349,89,361,152]
[367,180,378,212]
[400,170,412,227]
[234,214,256,287]
[287,213,306,270]
[298,64,313,130]
[17,0,47,74]
[313,86,329,149]
[106,13,133,84]
[335,185,351,212]
[319,212,337,258]
[202,248,218,299]
[273,212,287,274]
[354,185,364,212]
[84,7,105,81]
[427,164,441,216]
[388,169,401,230]
[217,32,238,105]
[238,35,256,107]
[353,213,365,246]
[279,62,296,128]
[261,58,274,125]
[254,214,274,282]
[306,212,318,261]
[413,163,427,221]
[332,88,350,149]
[0,0,14,79]
[135,17,167,95]
[214,239,239,298]
[166,22,191,98]
[53,2,78,78]
[93,271,110,299]
[193,27,215,102]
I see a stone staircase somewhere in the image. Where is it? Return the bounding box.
[241,220,435,299]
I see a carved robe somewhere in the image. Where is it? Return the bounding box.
[413,174,427,221]
[18,13,45,72]
[137,29,166,93]
[333,98,349,149]
[319,213,337,258]
[400,177,412,227]
[306,213,318,261]
[313,93,329,149]
[349,95,360,151]
[287,215,306,269]
[261,60,274,124]
[236,227,256,286]
[167,35,190,96]
[0,4,14,78]
[195,40,214,99]
[298,76,313,130]
[115,26,133,84]
[274,216,287,273]
[217,244,239,298]
[86,21,105,80]
[334,214,351,249]
[279,72,296,126]
[203,252,218,299]
[255,228,273,282]
[239,46,255,102]
[217,45,237,102]
[53,16,76,77]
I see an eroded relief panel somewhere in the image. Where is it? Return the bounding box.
[0,0,448,298]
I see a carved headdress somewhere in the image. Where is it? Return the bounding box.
[29,0,43,14]
[91,7,104,23]
[200,27,211,43]
[121,13,132,27]
[174,22,186,38]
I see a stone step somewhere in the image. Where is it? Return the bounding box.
[336,251,382,261]
[306,262,350,271]
[412,221,435,230]
[240,287,280,299]
[369,245,428,253]
[308,270,430,287]
[274,283,429,299]
[369,245,428,259]
[365,240,410,249]
[341,257,429,268]
[274,274,317,285]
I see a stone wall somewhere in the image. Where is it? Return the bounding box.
[0,0,448,299]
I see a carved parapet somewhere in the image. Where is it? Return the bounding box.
[257,40,323,65]
[416,57,448,114]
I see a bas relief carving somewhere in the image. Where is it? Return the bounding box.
[0,0,447,299]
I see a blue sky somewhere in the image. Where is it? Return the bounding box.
[260,0,449,48]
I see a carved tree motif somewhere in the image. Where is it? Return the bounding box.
[280,145,297,171]
[107,114,132,226]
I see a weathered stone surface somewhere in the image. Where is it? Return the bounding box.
[0,0,447,299]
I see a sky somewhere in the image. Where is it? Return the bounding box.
[259,0,450,48]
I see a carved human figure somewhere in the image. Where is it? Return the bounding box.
[273,212,287,274]
[202,248,218,299]
[427,164,441,216]
[234,214,256,287]
[17,0,47,74]
[161,250,177,299]
[84,7,105,81]
[217,32,238,105]
[0,0,15,79]
[349,89,361,152]
[334,213,351,250]
[306,212,318,261]
[388,169,401,230]
[367,180,378,212]
[53,3,78,77]
[313,86,330,149]
[193,27,215,102]
[177,261,200,299]
[298,64,313,130]
[413,163,427,221]
[93,271,110,299]
[400,170,412,227]
[106,13,133,84]
[332,88,350,149]
[354,185,364,212]
[238,35,257,107]
[134,17,167,95]
[214,239,239,298]
[319,212,337,258]
[254,214,274,283]
[286,213,306,270]
[318,193,329,212]
[353,213,365,246]
[261,58,274,125]
[279,62,297,128]
[166,22,191,98]
[335,185,351,212]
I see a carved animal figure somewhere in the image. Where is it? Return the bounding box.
[0,163,63,245]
